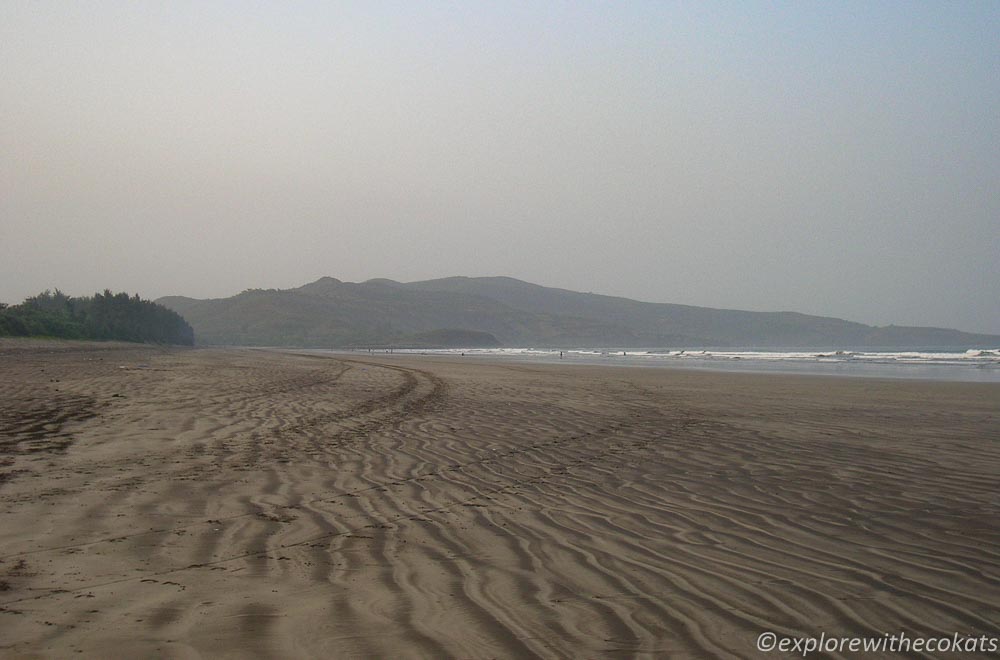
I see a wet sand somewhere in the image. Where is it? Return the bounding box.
[1,339,999,658]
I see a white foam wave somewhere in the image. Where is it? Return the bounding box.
[390,346,1000,366]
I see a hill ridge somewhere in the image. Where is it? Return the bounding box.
[156,276,1000,348]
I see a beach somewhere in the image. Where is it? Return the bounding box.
[1,340,999,658]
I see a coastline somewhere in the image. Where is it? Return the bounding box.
[2,342,998,657]
[307,346,1000,384]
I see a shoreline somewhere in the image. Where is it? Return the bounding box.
[296,346,1000,384]
[2,343,998,657]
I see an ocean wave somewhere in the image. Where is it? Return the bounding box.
[390,347,1000,365]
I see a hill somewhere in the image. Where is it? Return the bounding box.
[156,276,1000,349]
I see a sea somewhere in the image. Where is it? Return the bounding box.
[340,347,1000,383]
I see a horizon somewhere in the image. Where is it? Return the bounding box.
[6,272,1000,336]
[3,3,998,333]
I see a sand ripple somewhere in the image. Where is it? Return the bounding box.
[1,344,999,657]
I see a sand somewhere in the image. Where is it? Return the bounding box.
[1,339,999,658]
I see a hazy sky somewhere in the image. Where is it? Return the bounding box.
[2,2,998,333]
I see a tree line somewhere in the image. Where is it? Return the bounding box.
[0,290,194,345]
